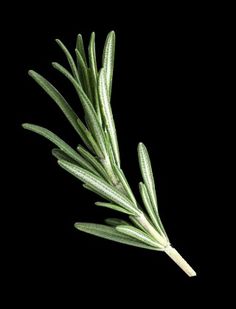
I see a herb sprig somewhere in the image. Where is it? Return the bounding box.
[23,31,196,277]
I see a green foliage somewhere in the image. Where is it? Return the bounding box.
[22,31,197,276]
[74,222,160,250]
[22,31,168,250]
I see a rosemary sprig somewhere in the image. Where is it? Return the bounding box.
[22,31,196,277]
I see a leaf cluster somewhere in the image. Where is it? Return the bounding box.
[23,31,169,251]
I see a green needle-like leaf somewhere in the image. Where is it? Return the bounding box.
[116,225,163,249]
[104,218,129,226]
[52,62,107,155]
[28,70,86,139]
[129,216,148,233]
[58,160,141,216]
[104,129,116,166]
[75,49,92,100]
[102,31,115,99]
[83,127,104,158]
[22,123,98,174]
[75,117,96,154]
[139,182,167,237]
[112,164,137,206]
[74,223,159,250]
[88,32,98,83]
[138,143,158,213]
[77,145,111,183]
[95,202,133,215]
[76,34,88,66]
[98,68,120,167]
[83,183,112,201]
[52,148,78,164]
[88,32,101,122]
[55,39,80,84]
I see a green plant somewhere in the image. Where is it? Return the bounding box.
[23,31,196,277]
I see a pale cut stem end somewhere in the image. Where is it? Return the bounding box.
[165,246,197,277]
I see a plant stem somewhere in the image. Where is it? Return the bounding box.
[164,246,197,277]
[136,213,169,247]
[137,213,197,277]
[101,156,197,277]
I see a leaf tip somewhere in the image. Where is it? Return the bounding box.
[57,159,66,168]
[22,123,28,129]
[55,38,61,44]
[51,148,57,155]
[76,34,84,44]
[74,222,84,231]
[74,49,82,58]
[28,70,35,77]
[138,181,144,188]
[51,62,58,68]
[76,144,82,151]
[74,222,85,231]
[138,142,144,151]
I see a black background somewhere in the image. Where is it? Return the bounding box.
[6,2,232,306]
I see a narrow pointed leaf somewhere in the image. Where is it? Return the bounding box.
[22,123,98,174]
[104,129,116,166]
[52,148,78,164]
[102,31,115,98]
[105,218,129,226]
[116,225,162,249]
[58,160,141,216]
[76,117,104,158]
[98,69,120,166]
[83,179,118,203]
[52,62,107,155]
[112,164,137,206]
[74,223,159,250]
[95,202,133,215]
[76,34,88,66]
[28,70,86,139]
[139,182,167,237]
[138,143,158,212]
[83,184,111,201]
[89,71,102,123]
[88,32,98,82]
[84,127,104,158]
[75,117,95,153]
[88,32,101,121]
[55,39,80,84]
[75,49,92,100]
[129,216,148,233]
[77,145,111,183]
